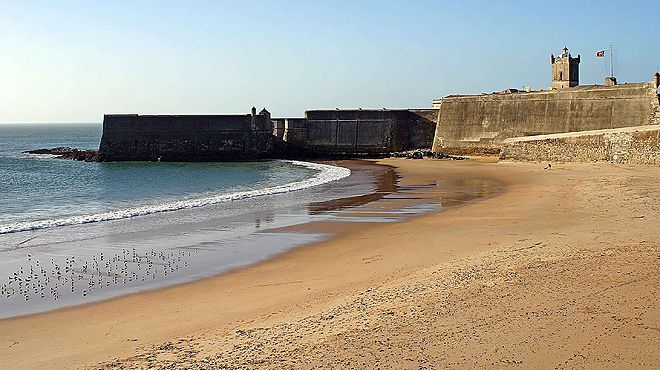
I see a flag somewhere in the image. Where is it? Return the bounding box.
[596,50,605,57]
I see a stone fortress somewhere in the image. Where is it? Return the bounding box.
[431,47,660,163]
[98,47,660,164]
[99,108,438,161]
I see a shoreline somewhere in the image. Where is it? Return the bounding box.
[1,158,658,369]
[0,158,485,322]
[0,159,348,235]
[0,159,394,319]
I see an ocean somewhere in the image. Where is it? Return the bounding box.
[0,124,349,233]
[0,124,373,318]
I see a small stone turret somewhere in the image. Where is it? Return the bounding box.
[605,76,617,86]
[249,108,272,131]
[259,108,271,121]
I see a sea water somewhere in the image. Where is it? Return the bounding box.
[0,124,364,318]
[0,124,350,233]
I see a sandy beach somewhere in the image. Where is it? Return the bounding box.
[1,158,658,369]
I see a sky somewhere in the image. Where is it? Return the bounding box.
[1,0,659,123]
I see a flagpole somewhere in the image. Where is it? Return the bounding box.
[609,44,613,77]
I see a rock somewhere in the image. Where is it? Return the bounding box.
[431,152,466,160]
[389,149,435,159]
[24,147,100,162]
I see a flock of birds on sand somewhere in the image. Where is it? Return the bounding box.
[1,248,197,304]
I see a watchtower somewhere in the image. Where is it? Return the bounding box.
[550,47,580,89]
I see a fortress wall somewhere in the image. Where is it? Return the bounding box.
[432,82,659,155]
[292,118,394,153]
[272,118,286,140]
[500,125,660,165]
[282,110,437,155]
[408,109,439,149]
[99,114,274,161]
[99,108,437,160]
[282,118,307,143]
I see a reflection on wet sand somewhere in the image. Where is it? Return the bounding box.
[308,167,502,223]
[271,161,504,242]
[308,166,399,214]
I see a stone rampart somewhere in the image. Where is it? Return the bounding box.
[500,125,660,165]
[99,113,274,161]
[409,109,439,148]
[272,118,286,140]
[97,108,436,161]
[282,109,437,155]
[432,82,660,155]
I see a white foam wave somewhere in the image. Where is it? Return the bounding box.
[0,160,351,235]
[23,153,62,159]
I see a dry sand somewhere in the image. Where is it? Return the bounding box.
[1,158,658,369]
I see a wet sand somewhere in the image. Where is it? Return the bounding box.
[1,158,659,369]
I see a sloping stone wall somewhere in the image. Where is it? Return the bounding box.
[432,82,660,155]
[500,125,660,165]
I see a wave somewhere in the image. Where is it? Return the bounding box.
[0,160,351,235]
[22,153,63,159]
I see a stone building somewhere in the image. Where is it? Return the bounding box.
[550,47,580,89]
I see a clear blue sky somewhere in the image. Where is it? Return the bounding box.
[1,0,658,123]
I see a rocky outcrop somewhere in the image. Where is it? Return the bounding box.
[25,147,99,162]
